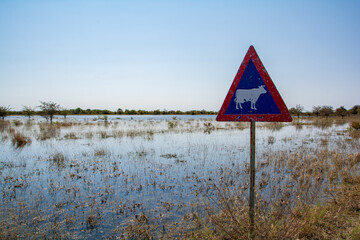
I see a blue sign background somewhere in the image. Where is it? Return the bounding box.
[225,59,281,115]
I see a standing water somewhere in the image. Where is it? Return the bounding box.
[0,116,358,238]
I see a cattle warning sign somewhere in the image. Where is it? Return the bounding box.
[216,45,292,122]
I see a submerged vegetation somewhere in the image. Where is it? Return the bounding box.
[0,115,359,239]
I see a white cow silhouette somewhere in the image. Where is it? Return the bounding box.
[234,85,267,110]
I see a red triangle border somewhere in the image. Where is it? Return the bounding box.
[216,46,292,122]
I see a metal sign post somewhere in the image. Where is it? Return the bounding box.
[216,45,292,237]
[249,121,256,237]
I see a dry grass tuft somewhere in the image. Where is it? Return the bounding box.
[49,152,66,168]
[53,121,74,128]
[0,120,11,133]
[204,122,215,134]
[64,132,78,139]
[267,136,275,144]
[11,132,31,148]
[264,122,284,131]
[94,149,106,157]
[168,120,178,129]
[12,120,23,126]
[39,123,59,140]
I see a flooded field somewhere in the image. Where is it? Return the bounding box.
[0,116,359,239]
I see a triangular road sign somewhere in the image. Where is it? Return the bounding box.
[217,46,292,122]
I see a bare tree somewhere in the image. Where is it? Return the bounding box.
[39,101,61,124]
[312,106,321,117]
[22,106,35,120]
[0,105,11,120]
[295,104,304,119]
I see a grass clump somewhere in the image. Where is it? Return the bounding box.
[349,122,360,139]
[204,122,215,134]
[64,132,78,139]
[0,120,10,133]
[264,122,284,131]
[39,123,59,140]
[49,152,66,168]
[267,136,275,145]
[86,211,101,230]
[168,120,178,129]
[160,153,178,159]
[12,120,23,126]
[11,132,31,149]
[95,149,106,157]
[312,118,333,129]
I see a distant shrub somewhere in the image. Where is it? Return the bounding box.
[351,121,360,130]
[168,120,178,129]
[0,105,11,120]
[98,116,108,122]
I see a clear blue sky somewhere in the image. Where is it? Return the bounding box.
[1,0,359,112]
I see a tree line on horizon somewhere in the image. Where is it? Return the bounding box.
[0,101,219,123]
[289,104,360,118]
[0,101,360,122]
